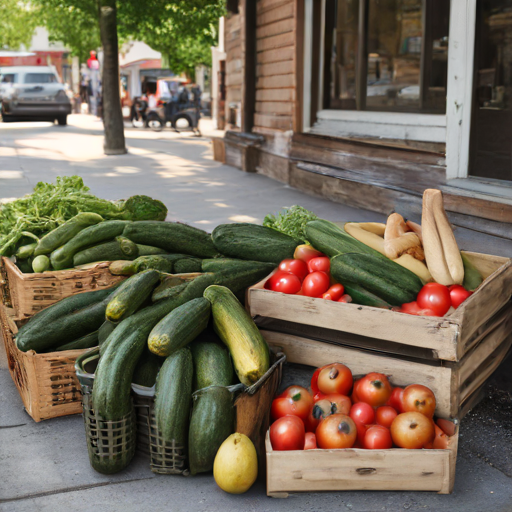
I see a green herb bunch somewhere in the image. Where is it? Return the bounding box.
[263,205,317,242]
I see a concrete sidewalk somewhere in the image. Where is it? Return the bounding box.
[0,115,511,512]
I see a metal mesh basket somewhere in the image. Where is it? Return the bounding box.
[76,349,137,475]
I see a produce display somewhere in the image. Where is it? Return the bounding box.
[269,362,454,452]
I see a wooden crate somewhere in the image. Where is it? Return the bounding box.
[248,251,512,362]
[0,257,125,320]
[263,332,459,496]
[0,305,85,422]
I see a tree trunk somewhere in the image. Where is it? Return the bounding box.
[98,0,126,155]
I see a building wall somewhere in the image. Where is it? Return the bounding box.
[225,9,243,129]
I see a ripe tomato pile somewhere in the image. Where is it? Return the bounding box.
[269,363,453,451]
[265,245,352,302]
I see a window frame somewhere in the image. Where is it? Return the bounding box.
[302,0,477,164]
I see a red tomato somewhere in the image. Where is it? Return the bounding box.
[278,259,309,281]
[294,244,325,263]
[349,402,375,425]
[436,418,456,437]
[322,284,344,301]
[271,386,314,422]
[448,284,473,309]
[338,294,352,303]
[353,419,369,446]
[402,384,436,419]
[390,412,435,449]
[306,398,337,432]
[433,424,450,450]
[302,271,330,297]
[386,387,405,413]
[269,415,305,451]
[316,414,357,449]
[357,372,392,408]
[363,425,393,449]
[265,271,302,294]
[375,406,398,428]
[304,432,317,450]
[307,257,330,273]
[324,394,352,415]
[351,379,362,403]
[400,301,436,316]
[416,283,451,317]
[317,363,353,396]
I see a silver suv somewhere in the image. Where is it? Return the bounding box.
[0,66,71,125]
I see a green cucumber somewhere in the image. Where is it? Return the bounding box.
[16,243,36,260]
[98,320,116,346]
[136,244,167,256]
[94,296,187,420]
[212,223,299,263]
[73,240,136,267]
[174,257,203,273]
[343,282,392,308]
[462,253,483,291]
[17,259,33,273]
[123,221,218,258]
[201,258,275,274]
[154,347,193,445]
[191,338,233,390]
[204,285,270,386]
[106,269,160,323]
[330,253,422,306]
[116,236,138,258]
[32,255,50,273]
[148,297,211,356]
[51,220,131,270]
[305,219,379,257]
[109,254,191,276]
[188,386,234,475]
[16,285,118,343]
[54,330,99,352]
[132,346,161,387]
[16,293,112,353]
[34,212,104,256]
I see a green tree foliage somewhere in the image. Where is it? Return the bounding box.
[0,1,39,50]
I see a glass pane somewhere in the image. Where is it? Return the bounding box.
[24,73,57,84]
[469,0,512,182]
[325,0,359,110]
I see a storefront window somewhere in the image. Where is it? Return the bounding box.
[324,0,449,113]
[469,0,512,182]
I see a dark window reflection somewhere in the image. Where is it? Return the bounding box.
[469,0,512,182]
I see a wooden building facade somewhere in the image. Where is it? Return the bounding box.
[213,0,512,242]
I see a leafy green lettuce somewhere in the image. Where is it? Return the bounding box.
[263,205,317,242]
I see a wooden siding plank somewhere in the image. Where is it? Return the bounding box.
[257,0,291,14]
[254,113,293,130]
[256,60,294,77]
[257,2,294,27]
[256,88,295,101]
[257,31,295,52]
[256,73,294,89]
[255,101,294,115]
[257,46,295,64]
[226,72,243,87]
[256,18,294,39]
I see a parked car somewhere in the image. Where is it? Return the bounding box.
[0,66,71,125]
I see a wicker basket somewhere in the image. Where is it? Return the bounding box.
[76,350,137,474]
[0,257,125,320]
[0,304,86,421]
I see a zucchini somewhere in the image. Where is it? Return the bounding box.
[174,257,203,274]
[98,320,116,346]
[32,255,50,273]
[73,239,136,267]
[94,296,187,419]
[330,253,423,306]
[201,258,274,274]
[16,294,112,353]
[123,221,218,258]
[189,386,234,475]
[109,254,191,276]
[16,243,36,260]
[305,219,379,258]
[136,244,167,256]
[462,253,483,291]
[34,212,104,256]
[51,220,131,270]
[16,286,118,343]
[148,297,211,356]
[116,236,138,258]
[106,269,160,323]
[191,337,233,390]
[54,330,99,352]
[154,348,193,445]
[154,273,215,302]
[203,285,270,386]
[343,282,392,308]
[212,223,299,263]
[132,346,161,387]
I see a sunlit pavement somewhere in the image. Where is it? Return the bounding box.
[1,114,512,512]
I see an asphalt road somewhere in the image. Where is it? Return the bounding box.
[0,116,511,512]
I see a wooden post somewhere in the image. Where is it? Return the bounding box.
[98,0,127,155]
[242,0,256,133]
[356,0,368,111]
